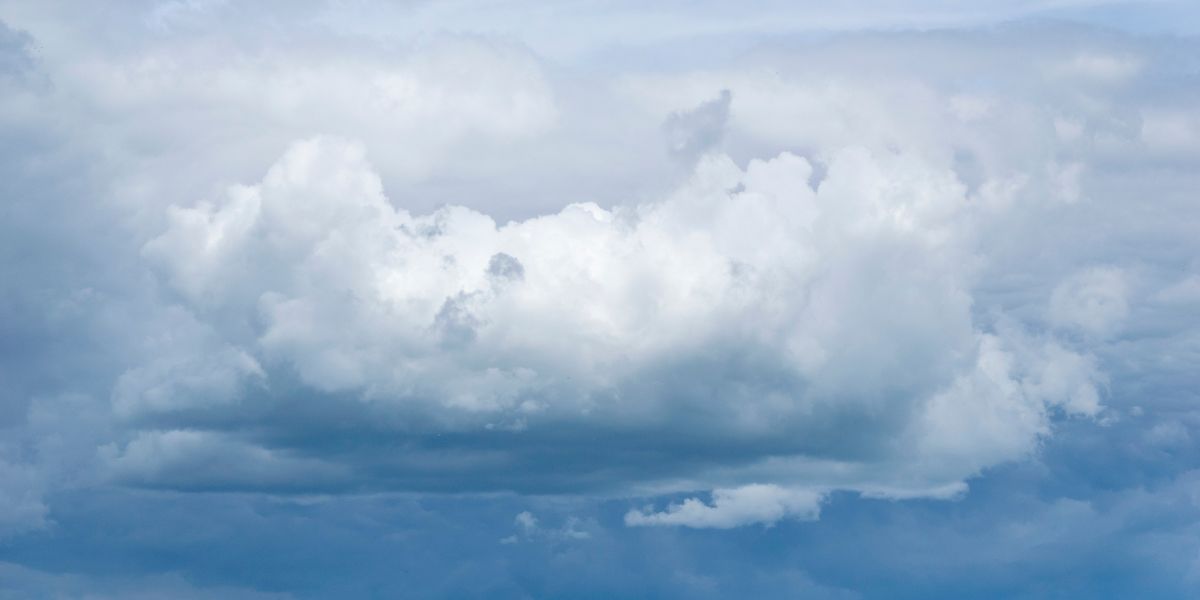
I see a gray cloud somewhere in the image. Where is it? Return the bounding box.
[663,89,732,163]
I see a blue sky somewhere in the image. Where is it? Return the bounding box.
[2,1,1200,598]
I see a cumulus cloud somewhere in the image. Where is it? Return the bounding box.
[500,510,592,543]
[914,332,1104,477]
[124,132,1107,509]
[111,308,265,418]
[626,484,823,528]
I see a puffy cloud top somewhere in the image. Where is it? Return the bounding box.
[125,134,1103,515]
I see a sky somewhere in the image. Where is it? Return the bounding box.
[1,0,1200,598]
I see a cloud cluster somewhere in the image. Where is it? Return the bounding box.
[121,131,1104,520]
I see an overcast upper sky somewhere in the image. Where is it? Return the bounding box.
[2,1,1200,598]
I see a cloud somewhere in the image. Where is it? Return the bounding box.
[111,308,265,418]
[663,89,732,163]
[626,484,823,528]
[0,21,35,83]
[100,429,351,492]
[126,133,1107,504]
[501,510,592,543]
[0,561,292,599]
[914,332,1103,477]
[0,459,48,538]
[1049,267,1130,337]
[15,12,1193,547]
[1,10,1199,599]
[1156,275,1200,305]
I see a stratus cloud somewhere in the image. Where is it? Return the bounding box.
[126,134,1104,523]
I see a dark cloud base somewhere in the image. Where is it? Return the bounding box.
[4,440,1198,600]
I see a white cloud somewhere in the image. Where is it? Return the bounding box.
[914,332,1103,478]
[625,484,823,528]
[501,510,592,542]
[132,133,1107,505]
